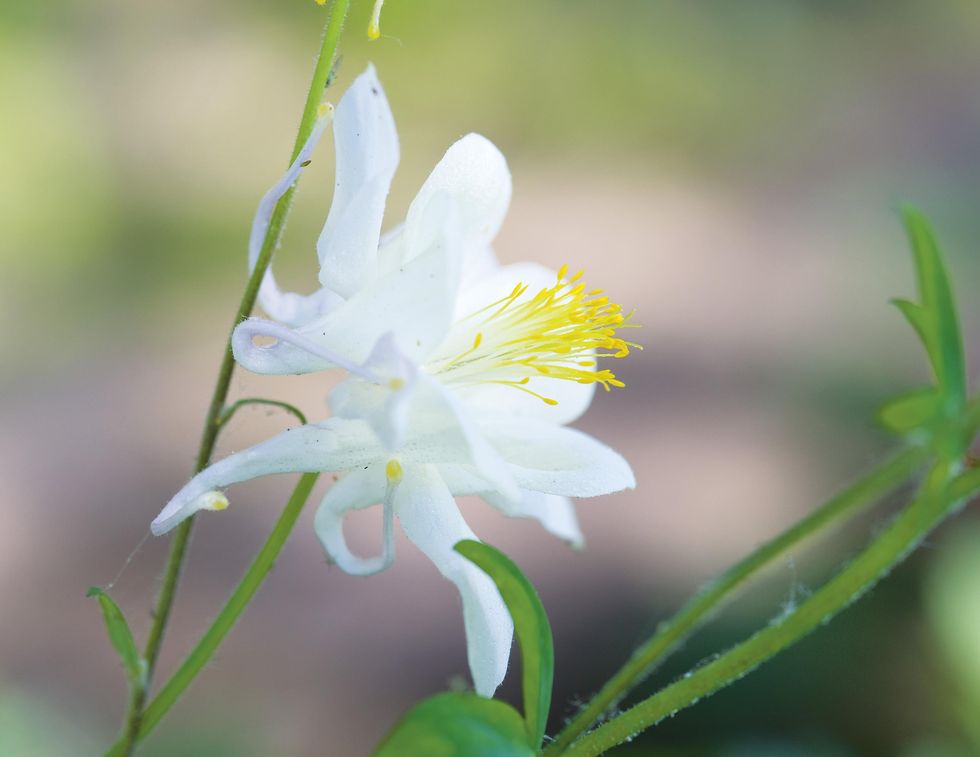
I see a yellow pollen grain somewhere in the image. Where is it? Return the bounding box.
[385,458,403,483]
[388,377,405,390]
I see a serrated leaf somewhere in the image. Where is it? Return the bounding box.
[87,587,145,689]
[455,540,553,749]
[900,206,967,413]
[373,693,534,757]
[878,387,941,435]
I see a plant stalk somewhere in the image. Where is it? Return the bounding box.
[116,2,351,753]
[107,474,320,755]
[545,447,925,755]
[564,464,980,756]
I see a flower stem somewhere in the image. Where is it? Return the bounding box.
[116,2,351,754]
[545,447,926,755]
[563,463,980,756]
[106,473,320,756]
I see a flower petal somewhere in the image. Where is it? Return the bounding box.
[406,133,511,259]
[151,418,383,535]
[404,376,520,502]
[248,109,340,328]
[438,465,584,547]
[329,332,418,451]
[316,64,399,298]
[480,419,635,497]
[313,465,394,575]
[234,206,461,375]
[483,490,584,548]
[395,464,514,696]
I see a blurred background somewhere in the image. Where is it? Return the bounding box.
[3,1,980,754]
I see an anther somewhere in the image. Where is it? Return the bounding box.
[199,491,229,512]
[368,0,385,40]
[385,458,403,483]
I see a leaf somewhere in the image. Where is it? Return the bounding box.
[87,587,145,689]
[454,540,554,749]
[877,387,941,435]
[373,693,534,757]
[899,206,967,413]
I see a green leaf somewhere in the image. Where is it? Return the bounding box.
[454,540,554,749]
[877,387,941,435]
[373,693,534,757]
[87,587,145,690]
[899,206,967,413]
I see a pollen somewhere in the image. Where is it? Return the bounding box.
[427,266,640,404]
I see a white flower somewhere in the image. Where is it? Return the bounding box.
[152,66,636,696]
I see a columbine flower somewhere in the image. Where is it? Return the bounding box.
[152,65,636,696]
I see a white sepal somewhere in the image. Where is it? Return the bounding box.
[317,64,399,298]
[394,465,513,696]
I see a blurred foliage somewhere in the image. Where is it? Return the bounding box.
[925,522,980,751]
[5,0,980,341]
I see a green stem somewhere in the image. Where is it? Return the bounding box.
[564,464,980,756]
[545,446,926,755]
[107,474,320,756]
[218,398,308,428]
[117,2,351,754]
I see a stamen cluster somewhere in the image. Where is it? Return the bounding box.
[428,265,639,404]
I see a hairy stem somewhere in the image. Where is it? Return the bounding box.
[116,2,351,753]
[545,447,925,755]
[564,464,980,756]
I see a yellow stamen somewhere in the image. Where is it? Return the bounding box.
[426,265,639,404]
[368,0,385,40]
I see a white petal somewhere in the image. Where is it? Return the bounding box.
[460,243,500,288]
[458,374,596,428]
[404,376,520,502]
[480,419,635,498]
[234,213,461,376]
[330,370,520,502]
[232,317,376,377]
[395,465,513,696]
[329,332,418,451]
[248,109,342,327]
[313,465,394,575]
[316,64,399,298]
[151,418,383,535]
[405,133,511,262]
[438,465,584,547]
[484,491,584,548]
